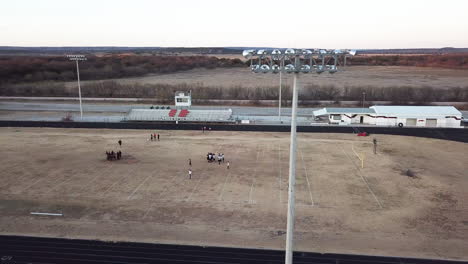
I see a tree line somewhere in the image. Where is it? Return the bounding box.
[2,81,467,104]
[0,55,245,84]
[349,53,468,69]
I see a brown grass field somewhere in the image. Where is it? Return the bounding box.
[67,66,468,89]
[0,127,467,260]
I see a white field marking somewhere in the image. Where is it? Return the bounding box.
[218,171,232,201]
[299,148,315,207]
[16,177,46,194]
[73,166,117,197]
[186,173,204,201]
[127,173,153,200]
[217,145,241,201]
[45,165,110,195]
[44,176,76,195]
[248,146,262,204]
[15,164,74,194]
[142,172,185,219]
[100,166,135,197]
[278,144,282,204]
[340,145,383,209]
[30,212,62,216]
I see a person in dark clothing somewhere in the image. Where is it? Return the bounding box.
[118,140,122,147]
[111,151,115,160]
[106,151,110,160]
[189,158,192,166]
[157,134,160,141]
[151,134,153,141]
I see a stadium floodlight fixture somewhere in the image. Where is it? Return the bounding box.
[271,49,283,60]
[242,47,355,264]
[256,49,268,58]
[260,64,270,73]
[67,54,87,120]
[242,49,255,60]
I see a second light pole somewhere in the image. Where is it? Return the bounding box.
[67,54,87,120]
[242,48,355,264]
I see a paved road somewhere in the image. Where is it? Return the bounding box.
[0,235,464,264]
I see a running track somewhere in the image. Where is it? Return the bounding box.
[0,235,465,264]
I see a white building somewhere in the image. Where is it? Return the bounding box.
[313,106,463,128]
[313,108,376,125]
[174,91,192,108]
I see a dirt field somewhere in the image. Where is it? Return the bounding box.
[67,66,468,89]
[0,127,466,260]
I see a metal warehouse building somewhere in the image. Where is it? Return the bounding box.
[313,106,463,128]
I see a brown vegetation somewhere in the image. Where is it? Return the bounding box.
[349,53,468,69]
[0,55,245,84]
[2,81,467,104]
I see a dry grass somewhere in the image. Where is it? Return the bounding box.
[0,127,467,260]
[66,66,468,89]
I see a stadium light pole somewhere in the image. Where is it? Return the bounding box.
[243,48,355,264]
[67,54,87,120]
[279,58,283,123]
[362,91,366,108]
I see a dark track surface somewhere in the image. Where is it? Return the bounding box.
[1,120,467,143]
[0,235,466,264]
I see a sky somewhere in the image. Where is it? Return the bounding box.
[1,0,467,49]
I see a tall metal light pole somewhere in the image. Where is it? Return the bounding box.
[242,48,355,264]
[279,58,283,123]
[362,91,366,108]
[67,54,87,120]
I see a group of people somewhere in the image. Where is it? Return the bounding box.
[207,152,225,165]
[106,150,122,161]
[150,133,160,141]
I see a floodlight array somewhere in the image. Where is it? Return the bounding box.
[67,54,87,61]
[242,48,356,74]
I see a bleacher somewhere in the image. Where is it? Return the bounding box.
[178,109,189,117]
[168,109,177,117]
[125,108,233,122]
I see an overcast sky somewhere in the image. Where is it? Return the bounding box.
[1,0,467,48]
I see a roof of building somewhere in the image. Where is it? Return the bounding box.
[313,107,375,116]
[370,105,461,116]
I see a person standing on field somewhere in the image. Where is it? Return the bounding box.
[188,168,192,179]
[118,139,122,147]
[157,134,160,141]
[189,158,192,166]
[227,161,230,169]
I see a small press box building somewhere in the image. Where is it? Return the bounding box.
[313,106,463,128]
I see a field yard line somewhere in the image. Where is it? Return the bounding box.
[46,165,110,195]
[16,166,72,194]
[299,148,315,207]
[217,146,240,201]
[248,146,262,204]
[127,173,153,200]
[44,176,76,195]
[278,144,282,204]
[341,145,383,209]
[218,171,232,201]
[186,174,204,201]
[16,177,46,194]
[142,172,182,219]
[100,166,134,197]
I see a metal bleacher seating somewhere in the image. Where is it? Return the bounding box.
[125,109,233,122]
